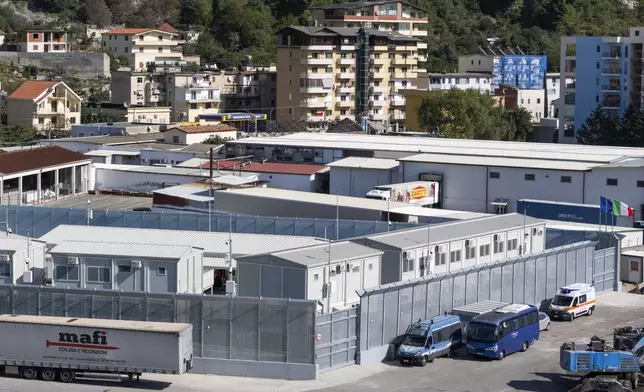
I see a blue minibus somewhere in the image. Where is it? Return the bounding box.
[397,314,462,366]
[465,303,539,360]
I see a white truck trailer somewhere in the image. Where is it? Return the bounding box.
[365,181,440,206]
[0,314,193,384]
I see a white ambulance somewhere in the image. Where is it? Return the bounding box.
[549,283,596,321]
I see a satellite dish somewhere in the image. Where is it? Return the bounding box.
[123,101,130,108]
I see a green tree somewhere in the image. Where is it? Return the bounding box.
[506,107,534,141]
[83,0,112,27]
[616,105,644,147]
[576,106,616,145]
[180,0,213,27]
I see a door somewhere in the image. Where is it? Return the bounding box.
[571,297,579,317]
[116,263,136,291]
[628,258,641,283]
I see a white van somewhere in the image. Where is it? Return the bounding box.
[549,283,596,321]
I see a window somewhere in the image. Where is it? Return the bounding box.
[561,176,572,183]
[494,240,504,254]
[136,77,143,83]
[631,260,639,272]
[434,251,446,266]
[55,265,79,281]
[124,35,129,41]
[479,244,490,257]
[0,263,9,278]
[489,171,500,179]
[87,266,111,283]
[158,47,163,53]
[507,238,518,251]
[158,35,163,41]
[369,263,373,270]
[579,294,587,303]
[537,98,541,104]
[637,180,644,188]
[606,178,618,186]
[124,47,129,53]
[402,256,414,272]
[33,33,39,39]
[450,250,461,263]
[33,45,38,50]
[118,265,131,273]
[597,45,600,53]
[525,174,535,181]
[157,266,167,276]
[172,135,179,143]
[139,47,143,53]
[465,246,476,260]
[313,273,319,281]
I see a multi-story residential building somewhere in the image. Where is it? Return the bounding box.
[421,72,493,94]
[310,0,428,64]
[220,66,278,119]
[102,28,182,71]
[7,80,81,131]
[276,26,419,128]
[111,65,225,122]
[17,30,67,53]
[558,28,644,144]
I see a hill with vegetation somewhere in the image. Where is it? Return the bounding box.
[0,0,640,71]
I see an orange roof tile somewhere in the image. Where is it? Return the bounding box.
[171,125,237,134]
[157,23,178,33]
[104,28,152,35]
[202,160,325,175]
[8,80,59,100]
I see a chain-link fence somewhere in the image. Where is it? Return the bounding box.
[0,205,415,239]
[0,285,317,379]
[356,241,615,365]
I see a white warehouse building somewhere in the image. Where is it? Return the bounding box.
[352,214,546,284]
[225,133,644,218]
[236,241,383,313]
[0,235,47,285]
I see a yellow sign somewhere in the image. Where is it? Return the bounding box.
[411,186,427,199]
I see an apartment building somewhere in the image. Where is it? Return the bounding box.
[220,66,278,119]
[7,80,81,131]
[102,28,182,71]
[276,26,420,127]
[421,72,493,94]
[17,30,67,53]
[111,66,224,122]
[310,0,428,63]
[558,28,644,144]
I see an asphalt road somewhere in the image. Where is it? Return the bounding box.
[40,194,152,211]
[0,292,643,392]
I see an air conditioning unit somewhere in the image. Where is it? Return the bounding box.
[67,257,79,265]
[532,227,543,236]
[23,271,33,284]
[465,239,477,248]
[0,254,9,262]
[494,233,505,242]
[131,260,142,269]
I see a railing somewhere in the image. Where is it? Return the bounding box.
[601,68,621,74]
[564,67,576,73]
[601,85,620,91]
[602,52,621,58]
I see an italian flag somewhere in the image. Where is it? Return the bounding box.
[612,199,634,217]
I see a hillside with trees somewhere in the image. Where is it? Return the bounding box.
[0,0,640,71]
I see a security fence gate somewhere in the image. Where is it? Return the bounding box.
[592,247,617,292]
[315,308,358,372]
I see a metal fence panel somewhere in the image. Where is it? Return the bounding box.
[315,308,358,373]
[357,241,614,355]
[1,205,415,240]
[0,285,316,368]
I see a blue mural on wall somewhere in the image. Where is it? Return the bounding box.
[492,55,547,90]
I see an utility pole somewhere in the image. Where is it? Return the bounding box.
[208,148,214,232]
[521,207,527,255]
[335,191,339,240]
[425,222,431,276]
[324,227,332,314]
[225,214,236,296]
[86,200,92,226]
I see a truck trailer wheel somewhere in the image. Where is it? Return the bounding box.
[20,367,38,380]
[40,368,56,381]
[58,369,75,383]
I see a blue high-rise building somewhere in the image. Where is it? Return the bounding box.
[559,28,644,143]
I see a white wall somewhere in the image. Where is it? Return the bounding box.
[260,173,315,192]
[330,167,398,197]
[401,161,587,213]
[94,168,205,192]
[163,129,237,145]
[399,223,546,281]
[518,90,546,122]
[140,149,195,166]
[585,167,644,221]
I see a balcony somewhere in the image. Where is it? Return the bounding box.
[337,86,354,93]
[370,71,386,79]
[370,99,386,107]
[417,42,428,50]
[336,99,354,107]
[338,72,355,79]
[393,57,415,65]
[369,113,386,121]
[301,72,333,79]
[411,30,428,37]
[390,113,406,121]
[390,98,406,106]
[300,86,330,94]
[418,55,428,62]
[301,57,334,66]
[300,114,327,122]
[373,45,389,51]
[602,52,621,59]
[601,68,621,75]
[601,85,621,92]
[301,99,331,108]
[300,45,334,51]
[602,99,621,109]
[370,86,387,93]
[187,95,221,102]
[338,57,355,66]
[390,72,409,79]
[370,57,387,65]
[564,67,576,73]
[564,82,576,89]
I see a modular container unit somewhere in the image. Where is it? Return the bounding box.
[0,314,193,383]
[517,199,601,225]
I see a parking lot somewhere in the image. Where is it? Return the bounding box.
[0,291,643,392]
[40,194,152,211]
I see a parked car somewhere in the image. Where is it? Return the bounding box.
[538,312,551,331]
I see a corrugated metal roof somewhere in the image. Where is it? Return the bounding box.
[0,236,46,252]
[0,146,90,176]
[93,163,258,179]
[228,133,644,163]
[361,213,545,250]
[0,314,190,333]
[49,240,196,259]
[245,241,383,267]
[48,133,165,145]
[326,157,400,170]
[451,300,509,315]
[84,149,141,157]
[596,157,644,168]
[40,225,327,257]
[623,250,644,258]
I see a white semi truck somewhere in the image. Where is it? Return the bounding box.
[365,181,440,206]
[0,314,193,384]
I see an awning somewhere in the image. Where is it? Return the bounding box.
[491,198,511,206]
